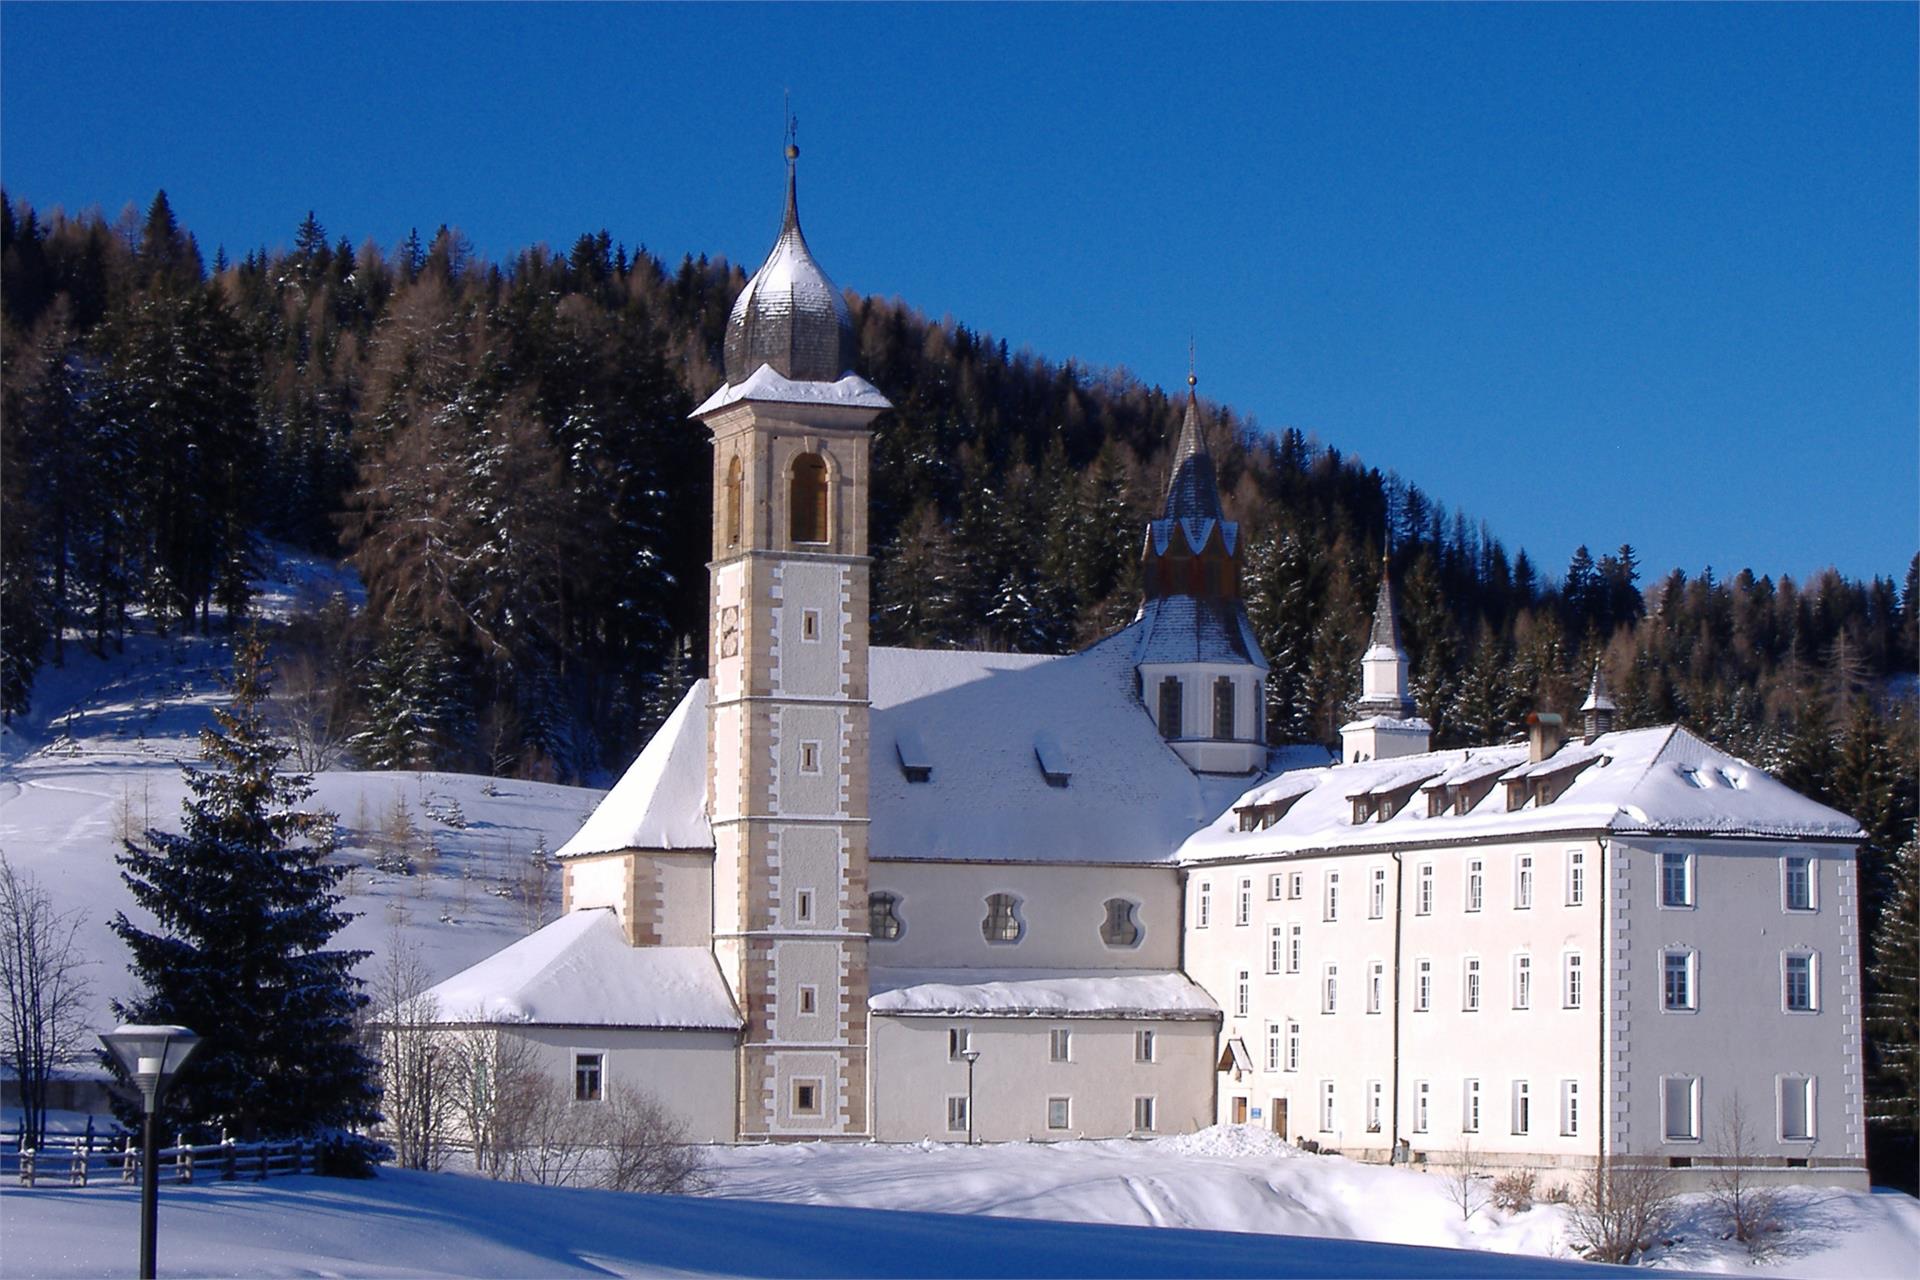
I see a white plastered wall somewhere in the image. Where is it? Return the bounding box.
[462,1026,738,1145]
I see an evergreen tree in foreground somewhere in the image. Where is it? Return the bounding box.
[1866,831,1919,1181]
[111,635,380,1147]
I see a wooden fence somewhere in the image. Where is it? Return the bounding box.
[1,1133,314,1188]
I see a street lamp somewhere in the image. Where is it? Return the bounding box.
[100,1025,201,1280]
[960,1048,981,1146]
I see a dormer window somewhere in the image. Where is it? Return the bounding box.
[895,727,932,783]
[1213,677,1236,740]
[790,452,829,545]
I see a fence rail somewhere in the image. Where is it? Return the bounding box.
[1,1133,313,1188]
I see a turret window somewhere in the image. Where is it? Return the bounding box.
[724,455,742,547]
[790,452,829,545]
[1158,677,1183,739]
[1213,677,1236,739]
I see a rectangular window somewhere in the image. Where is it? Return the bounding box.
[1049,1028,1072,1063]
[1367,961,1384,1014]
[799,741,822,773]
[1265,1022,1281,1073]
[1370,867,1386,919]
[1516,854,1534,909]
[801,608,821,642]
[798,985,818,1015]
[1288,872,1303,900]
[573,1052,604,1102]
[1514,954,1532,1010]
[1784,953,1816,1012]
[1561,1080,1580,1136]
[1466,859,1484,912]
[1464,1079,1482,1133]
[1416,959,1433,1011]
[1158,677,1183,740]
[1324,872,1340,922]
[1564,953,1584,1009]
[1267,925,1284,974]
[1367,1080,1384,1133]
[1663,1076,1699,1141]
[1567,849,1586,906]
[1414,1080,1430,1132]
[1511,1080,1531,1135]
[1236,970,1250,1017]
[1319,1080,1336,1133]
[1322,962,1339,1014]
[1135,1029,1156,1063]
[1287,924,1303,974]
[1661,851,1693,907]
[1197,881,1211,928]
[1286,1021,1300,1072]
[1663,950,1695,1011]
[948,1027,971,1060]
[1463,957,1482,1011]
[1213,676,1236,740]
[1047,1096,1071,1131]
[793,1079,821,1116]
[1134,1095,1157,1133]
[1237,879,1252,927]
[1417,864,1434,915]
[1784,856,1813,911]
[1268,873,1285,900]
[947,1095,969,1133]
[1780,1076,1814,1141]
[795,889,814,922]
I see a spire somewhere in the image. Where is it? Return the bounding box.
[1368,553,1403,653]
[1161,371,1224,522]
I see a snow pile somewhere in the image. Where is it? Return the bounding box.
[870,969,1218,1018]
[1159,1122,1306,1160]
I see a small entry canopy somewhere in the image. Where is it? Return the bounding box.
[1218,1036,1252,1075]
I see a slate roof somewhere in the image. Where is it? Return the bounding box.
[1131,594,1269,669]
[1162,391,1224,522]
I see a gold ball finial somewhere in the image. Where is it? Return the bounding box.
[786,142,799,161]
[1187,372,1197,389]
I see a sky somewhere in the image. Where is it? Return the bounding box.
[3,2,1914,586]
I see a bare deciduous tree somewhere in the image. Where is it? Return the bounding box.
[269,647,349,773]
[1566,1157,1677,1264]
[0,856,94,1148]
[1443,1134,1493,1220]
[1708,1093,1782,1253]
[369,926,450,1171]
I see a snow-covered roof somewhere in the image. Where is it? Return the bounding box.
[692,366,892,415]
[557,680,711,858]
[1181,725,1864,864]
[869,968,1220,1020]
[420,908,741,1030]
[1131,595,1269,670]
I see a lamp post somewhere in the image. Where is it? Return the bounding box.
[960,1048,981,1146]
[100,1025,201,1280]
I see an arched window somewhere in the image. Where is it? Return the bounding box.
[1213,676,1236,740]
[1157,677,1183,739]
[868,892,903,941]
[982,893,1023,944]
[790,452,829,545]
[724,455,742,548]
[1100,898,1141,948]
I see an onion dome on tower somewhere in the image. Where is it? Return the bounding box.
[722,140,857,386]
[1133,373,1269,775]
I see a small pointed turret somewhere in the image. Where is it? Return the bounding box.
[1342,553,1431,763]
[1581,663,1618,742]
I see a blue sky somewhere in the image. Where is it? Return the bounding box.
[4,2,1914,585]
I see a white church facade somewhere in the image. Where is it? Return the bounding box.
[424,147,1868,1186]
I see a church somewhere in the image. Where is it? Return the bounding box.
[425,146,1869,1187]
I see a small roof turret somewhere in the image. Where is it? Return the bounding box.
[722,139,857,386]
[1581,662,1618,743]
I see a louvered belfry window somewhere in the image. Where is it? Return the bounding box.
[1158,677,1183,739]
[1213,677,1235,739]
[790,452,829,544]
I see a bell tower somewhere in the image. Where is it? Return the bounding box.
[694,136,890,1139]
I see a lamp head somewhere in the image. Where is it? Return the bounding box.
[100,1024,200,1111]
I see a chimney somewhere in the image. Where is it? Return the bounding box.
[1526,711,1565,764]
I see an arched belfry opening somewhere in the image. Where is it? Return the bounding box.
[724,455,743,548]
[790,451,829,545]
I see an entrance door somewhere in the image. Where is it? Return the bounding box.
[1271,1098,1289,1139]
[1231,1096,1249,1124]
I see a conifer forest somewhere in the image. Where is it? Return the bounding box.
[2,192,1915,1161]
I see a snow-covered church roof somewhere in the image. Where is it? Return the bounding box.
[420,908,742,1030]
[1180,725,1864,864]
[870,968,1220,1020]
[556,680,713,858]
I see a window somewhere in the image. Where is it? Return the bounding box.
[573,1052,604,1102]
[1287,871,1303,900]
[1511,1080,1531,1135]
[1197,881,1212,928]
[1662,1076,1699,1141]
[1416,959,1433,1011]
[1367,1080,1384,1133]
[1370,867,1386,919]
[798,985,818,1014]
[1136,1029,1156,1063]
[1319,1080,1336,1132]
[1237,879,1252,927]
[1516,854,1534,909]
[1414,1080,1431,1132]
[723,455,742,548]
[1322,963,1339,1014]
[1367,961,1384,1014]
[982,893,1023,943]
[1324,872,1340,922]
[1780,1076,1814,1141]
[1784,856,1814,911]
[948,1027,971,1060]
[1236,970,1250,1017]
[1047,1097,1071,1131]
[1564,953,1584,1009]
[1265,1022,1281,1073]
[1663,950,1695,1011]
[1134,1096,1157,1133]
[1466,859,1484,912]
[1268,873,1285,900]
[789,452,829,545]
[801,608,821,642]
[1267,925,1284,974]
[1514,955,1532,1010]
[799,740,821,773]
[1158,677,1183,739]
[793,1079,821,1115]
[1464,1079,1482,1133]
[1463,957,1482,1011]
[795,889,814,923]
[1287,923,1303,974]
[1101,898,1141,948]
[1416,864,1434,915]
[1560,1080,1581,1136]
[1567,850,1586,906]
[1286,1021,1301,1072]
[947,1096,969,1133]
[1213,676,1236,739]
[869,892,903,941]
[1049,1028,1072,1062]
[1661,851,1693,907]
[1784,953,1816,1012]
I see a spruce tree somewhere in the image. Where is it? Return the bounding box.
[111,635,379,1145]
[1865,833,1918,1146]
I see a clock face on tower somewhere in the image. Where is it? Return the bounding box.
[719,605,741,659]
